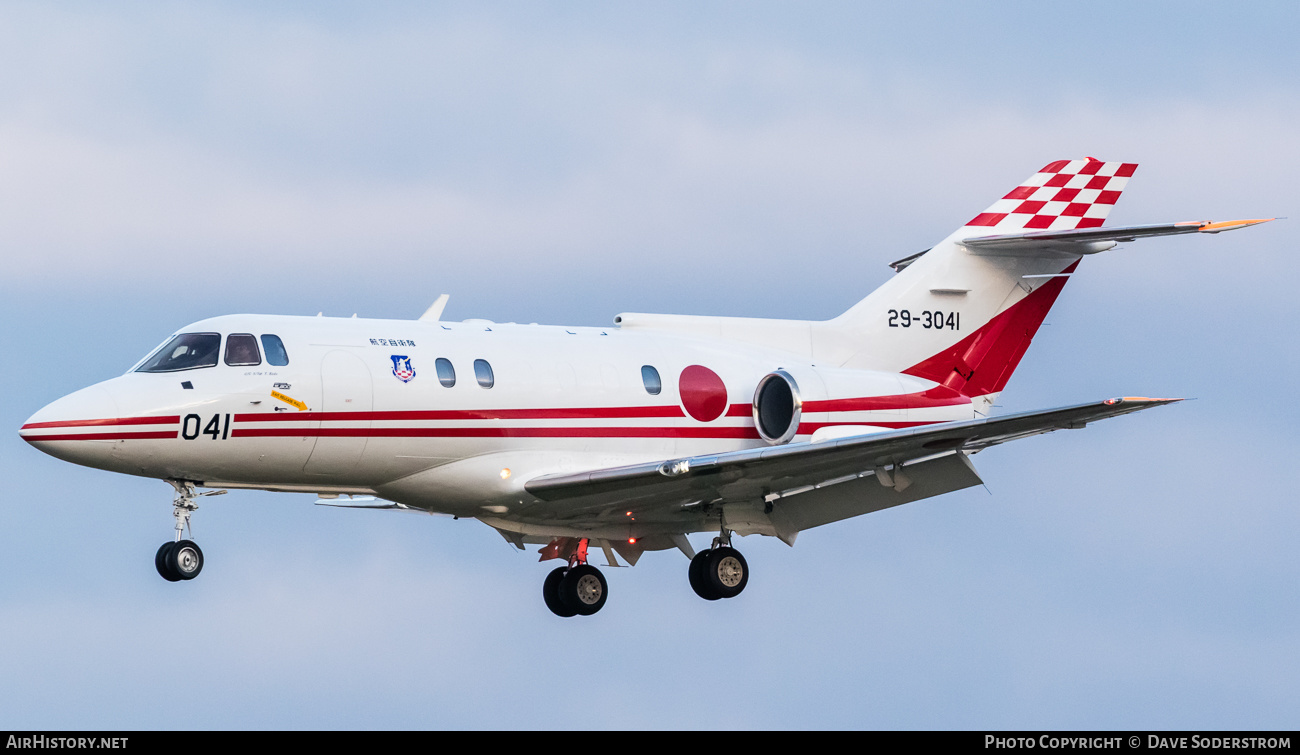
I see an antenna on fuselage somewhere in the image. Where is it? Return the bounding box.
[419,294,450,322]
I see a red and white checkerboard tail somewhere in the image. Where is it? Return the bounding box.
[831,158,1139,402]
[965,158,1137,232]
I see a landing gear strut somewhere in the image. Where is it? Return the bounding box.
[155,481,222,583]
[542,538,609,617]
[689,522,749,601]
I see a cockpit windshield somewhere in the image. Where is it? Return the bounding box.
[136,333,221,373]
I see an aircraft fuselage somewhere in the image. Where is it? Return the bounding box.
[22,313,972,528]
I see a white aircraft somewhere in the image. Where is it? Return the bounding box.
[21,158,1270,617]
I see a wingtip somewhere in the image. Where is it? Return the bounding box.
[1198,218,1275,233]
[1105,396,1184,406]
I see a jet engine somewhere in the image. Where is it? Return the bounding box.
[753,370,802,445]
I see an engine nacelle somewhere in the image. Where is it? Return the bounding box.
[753,370,802,445]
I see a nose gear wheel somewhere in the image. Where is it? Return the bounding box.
[154,481,221,583]
[155,542,182,582]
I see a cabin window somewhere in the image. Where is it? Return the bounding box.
[224,333,262,366]
[260,334,289,366]
[436,357,456,387]
[474,359,494,388]
[641,365,662,395]
[136,333,221,373]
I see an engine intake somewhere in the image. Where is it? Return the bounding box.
[753,370,802,445]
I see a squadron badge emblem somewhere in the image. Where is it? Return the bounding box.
[390,355,416,383]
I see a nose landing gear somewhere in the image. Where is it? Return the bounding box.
[155,539,203,581]
[154,481,223,583]
[542,538,609,617]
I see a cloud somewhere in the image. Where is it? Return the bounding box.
[0,3,1295,321]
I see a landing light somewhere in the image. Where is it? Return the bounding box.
[500,468,511,480]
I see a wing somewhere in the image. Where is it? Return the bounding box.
[520,397,1179,542]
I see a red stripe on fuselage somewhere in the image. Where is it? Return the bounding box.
[803,386,969,412]
[232,426,763,439]
[231,392,968,426]
[20,415,180,430]
[21,430,179,442]
[232,406,686,423]
[24,389,969,445]
[226,389,967,428]
[22,423,937,442]
[798,421,939,433]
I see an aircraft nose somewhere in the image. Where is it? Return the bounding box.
[20,384,122,459]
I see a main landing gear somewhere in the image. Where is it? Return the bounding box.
[155,481,223,583]
[542,539,609,617]
[689,527,749,601]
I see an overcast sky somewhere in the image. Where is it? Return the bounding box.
[1,1,1297,729]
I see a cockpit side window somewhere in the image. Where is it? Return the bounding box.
[136,333,221,373]
[224,334,262,366]
[260,334,289,366]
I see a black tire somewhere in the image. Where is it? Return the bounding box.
[689,550,721,600]
[543,567,577,617]
[706,547,748,599]
[559,564,608,616]
[169,539,204,581]
[155,542,181,582]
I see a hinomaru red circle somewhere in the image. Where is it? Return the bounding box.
[678,365,728,422]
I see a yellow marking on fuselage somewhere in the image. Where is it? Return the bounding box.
[271,390,309,411]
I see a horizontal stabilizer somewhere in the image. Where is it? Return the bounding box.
[963,218,1273,253]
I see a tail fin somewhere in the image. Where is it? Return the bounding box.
[965,157,1137,232]
[832,158,1138,404]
